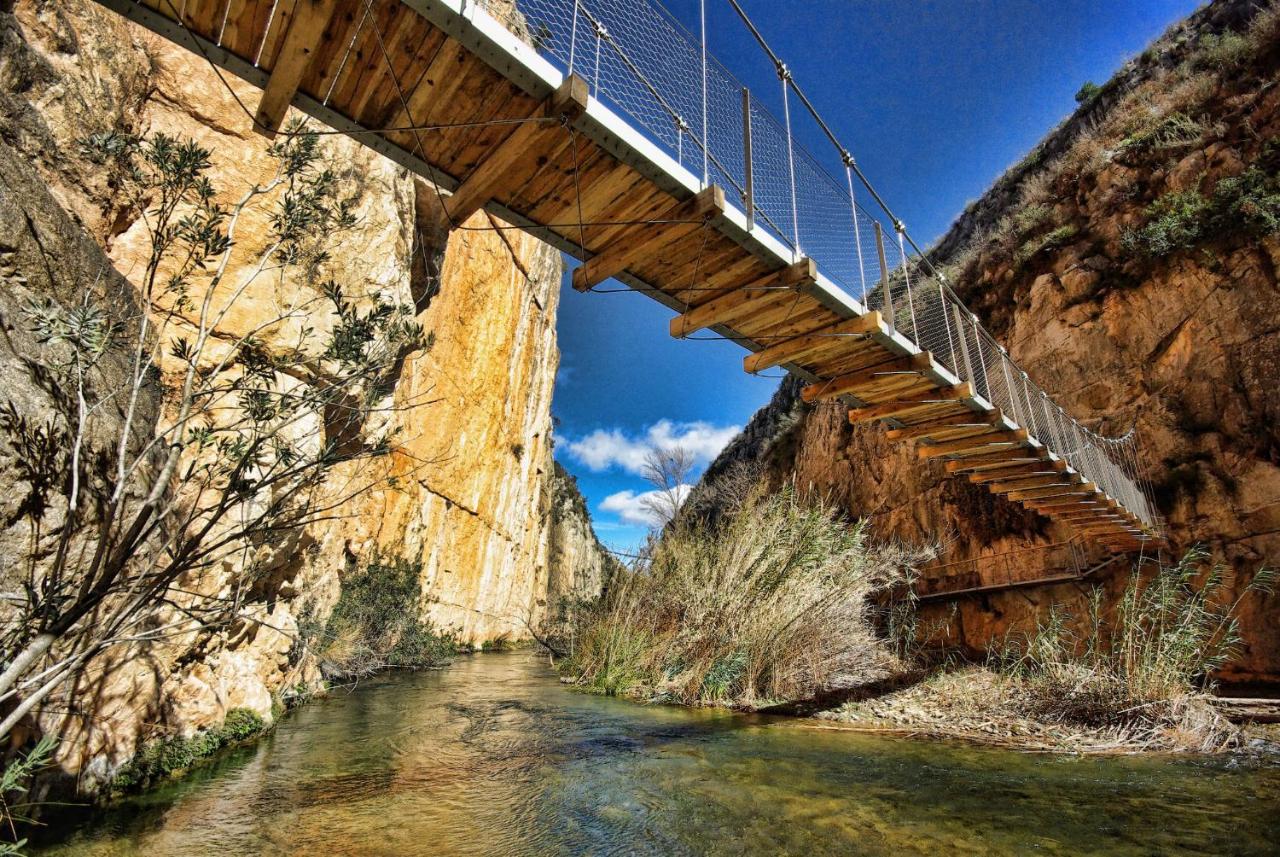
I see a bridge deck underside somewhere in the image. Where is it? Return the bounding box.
[109,0,1158,551]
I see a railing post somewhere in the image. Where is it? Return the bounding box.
[741,87,753,229]
[778,62,801,256]
[700,0,709,187]
[874,221,893,331]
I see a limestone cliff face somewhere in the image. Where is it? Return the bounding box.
[0,0,606,788]
[701,0,1280,683]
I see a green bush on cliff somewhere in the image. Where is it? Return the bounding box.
[1121,160,1280,257]
[315,555,457,678]
[109,708,267,793]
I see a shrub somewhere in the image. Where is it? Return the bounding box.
[1122,162,1280,257]
[1015,224,1078,266]
[316,555,457,678]
[558,485,926,708]
[0,736,55,854]
[1121,189,1211,256]
[1193,30,1251,71]
[1074,81,1101,105]
[109,708,267,793]
[1119,111,1205,153]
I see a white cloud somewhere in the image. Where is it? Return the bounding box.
[599,485,693,527]
[564,419,739,474]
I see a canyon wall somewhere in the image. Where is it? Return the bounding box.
[0,0,607,789]
[703,0,1280,683]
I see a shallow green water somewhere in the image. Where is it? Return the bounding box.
[35,651,1280,856]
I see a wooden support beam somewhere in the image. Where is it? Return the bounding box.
[744,311,882,373]
[1077,523,1143,537]
[886,414,1000,442]
[1006,483,1095,502]
[987,474,1079,494]
[968,460,1066,484]
[917,429,1028,459]
[1029,501,1105,515]
[254,0,341,135]
[1055,510,1125,522]
[801,352,933,403]
[668,257,814,334]
[849,384,974,425]
[446,75,589,226]
[574,185,726,292]
[945,449,1046,473]
[1027,495,1112,513]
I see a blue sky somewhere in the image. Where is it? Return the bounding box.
[550,0,1200,552]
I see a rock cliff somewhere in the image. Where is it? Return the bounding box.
[0,0,606,790]
[701,0,1280,683]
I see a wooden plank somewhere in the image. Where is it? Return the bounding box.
[1029,501,1105,515]
[360,21,449,128]
[917,429,1029,459]
[887,419,999,442]
[220,0,280,59]
[805,338,881,376]
[894,405,985,429]
[987,474,1080,494]
[744,311,882,373]
[849,384,973,424]
[255,0,342,134]
[801,352,933,403]
[442,75,590,227]
[573,185,725,292]
[1006,483,1096,502]
[967,460,1066,484]
[668,257,814,333]
[737,303,834,342]
[945,449,1046,473]
[1027,494,1111,512]
[728,292,823,335]
[1058,512,1126,524]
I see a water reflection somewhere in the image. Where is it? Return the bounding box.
[36,652,1280,856]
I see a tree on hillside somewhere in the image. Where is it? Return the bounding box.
[640,445,694,528]
[0,122,434,746]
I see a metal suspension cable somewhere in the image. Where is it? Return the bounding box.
[576,4,742,196]
[723,0,940,273]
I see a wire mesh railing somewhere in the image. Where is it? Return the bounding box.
[484,0,1161,534]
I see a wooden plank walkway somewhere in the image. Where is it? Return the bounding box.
[93,0,1162,552]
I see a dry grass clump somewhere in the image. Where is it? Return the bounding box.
[993,550,1271,750]
[558,485,925,708]
[828,550,1272,753]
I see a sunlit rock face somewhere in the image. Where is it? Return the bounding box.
[699,0,1280,684]
[1,0,606,788]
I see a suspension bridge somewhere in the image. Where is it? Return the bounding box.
[93,0,1164,554]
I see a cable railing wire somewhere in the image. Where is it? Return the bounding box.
[491,0,1159,534]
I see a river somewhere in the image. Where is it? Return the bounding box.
[35,651,1280,855]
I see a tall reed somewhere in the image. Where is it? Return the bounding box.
[560,485,923,707]
[998,548,1273,746]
